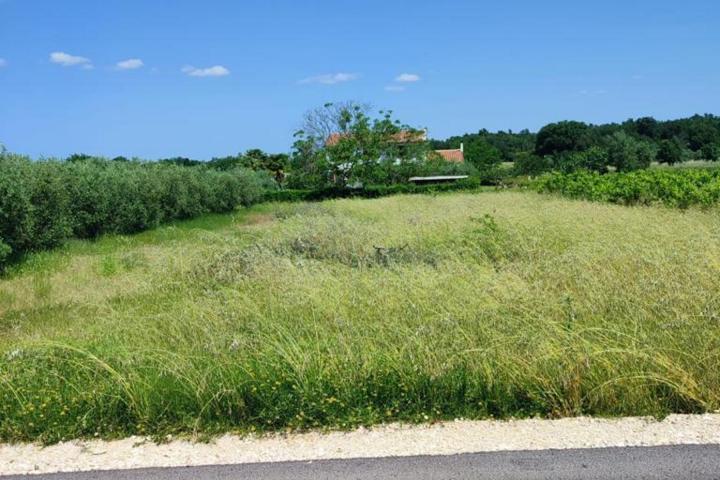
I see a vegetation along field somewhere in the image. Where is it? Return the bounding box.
[1,190,720,443]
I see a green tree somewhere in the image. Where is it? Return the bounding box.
[605,131,654,172]
[513,152,551,175]
[656,138,683,165]
[291,103,430,188]
[700,143,719,161]
[464,139,502,169]
[558,146,609,173]
[535,121,593,156]
[686,115,719,151]
[632,117,660,139]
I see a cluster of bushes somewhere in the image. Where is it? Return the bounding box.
[264,176,489,203]
[0,153,269,268]
[515,131,659,175]
[159,148,290,173]
[534,167,720,208]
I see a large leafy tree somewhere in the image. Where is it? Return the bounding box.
[605,131,654,172]
[464,139,502,169]
[291,103,430,188]
[627,116,660,139]
[535,121,593,156]
[299,101,371,149]
[554,146,610,173]
[701,143,719,161]
[656,138,683,165]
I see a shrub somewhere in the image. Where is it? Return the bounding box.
[263,177,487,203]
[27,161,72,249]
[0,239,10,265]
[534,167,720,208]
[0,154,35,255]
[0,155,268,269]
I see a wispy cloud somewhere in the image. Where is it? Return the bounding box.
[50,51,92,69]
[578,89,607,97]
[395,73,420,83]
[384,85,405,92]
[181,65,230,77]
[299,72,358,85]
[116,58,144,70]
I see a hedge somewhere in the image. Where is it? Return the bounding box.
[0,154,268,268]
[263,176,494,203]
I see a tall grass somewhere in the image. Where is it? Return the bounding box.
[1,192,719,443]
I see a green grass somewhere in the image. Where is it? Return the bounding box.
[651,160,719,169]
[1,191,720,443]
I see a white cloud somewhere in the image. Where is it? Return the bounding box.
[395,73,420,83]
[0,58,6,68]
[116,58,144,70]
[384,85,405,92]
[50,51,92,68]
[181,65,230,77]
[299,72,358,85]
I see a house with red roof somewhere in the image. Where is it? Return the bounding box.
[325,130,465,163]
[432,144,465,163]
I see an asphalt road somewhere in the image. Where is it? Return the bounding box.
[4,445,720,480]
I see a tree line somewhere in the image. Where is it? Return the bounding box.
[432,114,720,174]
[57,110,720,191]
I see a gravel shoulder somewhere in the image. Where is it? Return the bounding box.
[2,414,720,476]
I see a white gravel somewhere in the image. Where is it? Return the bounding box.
[2,414,720,476]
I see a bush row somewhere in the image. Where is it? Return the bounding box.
[533,167,720,208]
[263,177,490,203]
[0,154,269,268]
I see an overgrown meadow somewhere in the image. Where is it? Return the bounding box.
[1,191,719,443]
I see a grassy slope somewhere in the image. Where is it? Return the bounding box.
[1,191,719,442]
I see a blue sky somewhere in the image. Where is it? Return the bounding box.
[1,0,719,159]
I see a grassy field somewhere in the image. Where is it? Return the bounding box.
[1,191,720,443]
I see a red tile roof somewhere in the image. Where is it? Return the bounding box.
[390,130,427,143]
[434,149,465,163]
[325,130,427,146]
[325,132,346,146]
